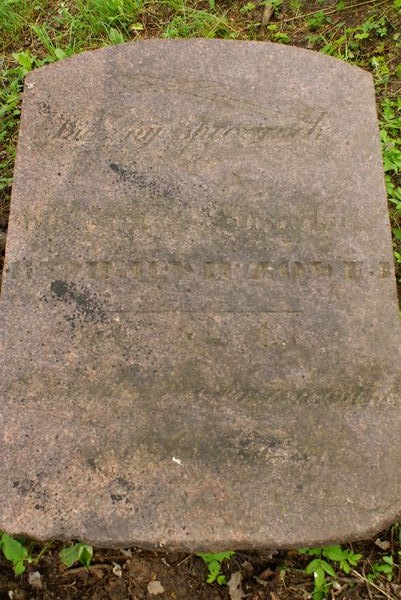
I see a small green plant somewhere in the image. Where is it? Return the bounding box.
[108,26,125,44]
[59,542,93,568]
[368,555,394,581]
[299,545,362,600]
[267,24,290,43]
[0,532,32,575]
[197,551,235,585]
[307,11,330,31]
[289,0,302,10]
[240,2,257,15]
[380,96,401,276]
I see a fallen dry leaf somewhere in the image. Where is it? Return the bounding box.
[374,538,391,551]
[258,567,275,580]
[28,570,43,590]
[228,571,246,600]
[241,560,253,574]
[112,562,123,577]
[147,580,165,595]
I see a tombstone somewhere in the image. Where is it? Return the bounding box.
[1,39,400,550]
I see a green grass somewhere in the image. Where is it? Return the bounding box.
[0,0,239,54]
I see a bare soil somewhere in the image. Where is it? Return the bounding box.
[1,537,401,599]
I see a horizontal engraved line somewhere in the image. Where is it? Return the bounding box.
[107,309,303,314]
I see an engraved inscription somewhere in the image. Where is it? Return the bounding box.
[8,258,393,282]
[16,203,357,243]
[209,385,371,407]
[36,95,329,152]
[344,262,363,279]
[46,118,320,149]
[38,104,91,143]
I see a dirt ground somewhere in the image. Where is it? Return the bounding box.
[1,537,401,599]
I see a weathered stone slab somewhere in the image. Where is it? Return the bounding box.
[1,39,401,550]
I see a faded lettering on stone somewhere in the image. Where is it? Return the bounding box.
[7,259,392,282]
[37,106,328,151]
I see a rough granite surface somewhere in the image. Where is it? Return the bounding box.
[1,39,401,550]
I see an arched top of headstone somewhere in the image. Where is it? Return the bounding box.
[1,39,401,550]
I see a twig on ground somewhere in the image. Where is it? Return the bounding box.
[362,565,374,600]
[262,3,274,25]
[176,554,192,568]
[63,564,111,575]
[352,569,395,600]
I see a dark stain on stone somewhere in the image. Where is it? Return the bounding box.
[113,477,135,492]
[86,458,97,470]
[109,478,136,505]
[110,494,124,504]
[50,280,106,326]
[12,479,33,496]
[12,478,49,511]
[37,101,52,116]
[237,433,281,460]
[109,162,176,200]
